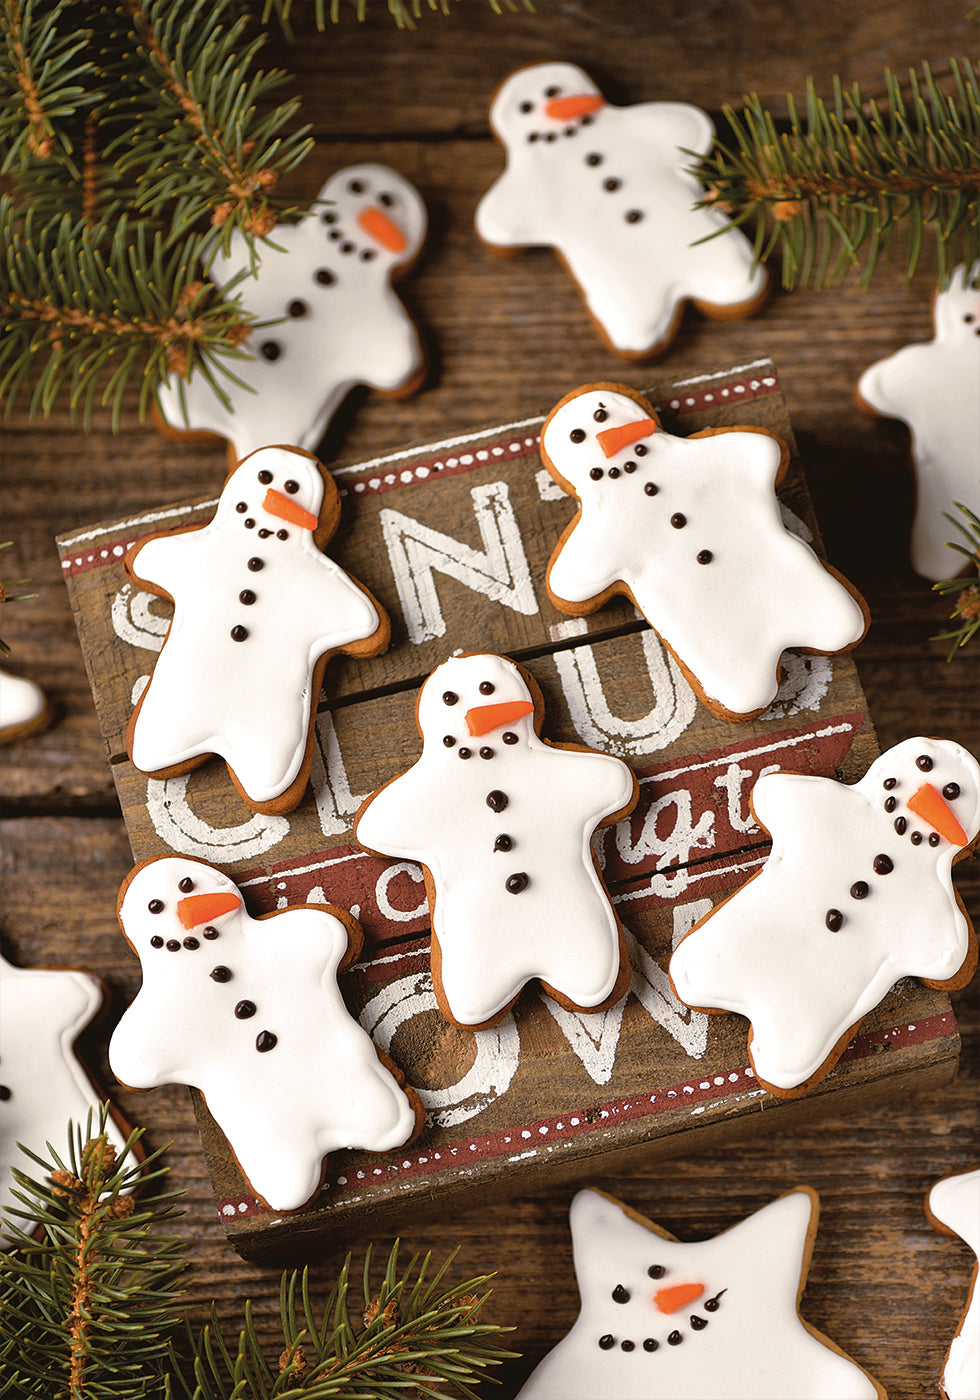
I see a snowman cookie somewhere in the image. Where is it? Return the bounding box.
[354,652,638,1030]
[1,952,130,1229]
[857,264,980,582]
[0,666,52,745]
[126,444,389,814]
[516,1187,885,1399]
[927,1167,980,1400]
[475,62,767,358]
[156,162,428,464]
[109,857,422,1214]
[541,383,869,720]
[669,736,980,1096]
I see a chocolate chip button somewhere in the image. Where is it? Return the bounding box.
[235,1000,256,1019]
[486,790,508,811]
[256,1031,277,1052]
[210,966,232,983]
[505,872,529,893]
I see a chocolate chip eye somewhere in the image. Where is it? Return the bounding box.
[570,428,586,443]
[315,268,336,286]
[943,782,961,800]
[544,85,561,97]
[479,681,495,695]
[648,1265,666,1279]
[259,341,281,361]
[284,479,299,494]
[379,191,394,206]
[612,1285,630,1303]
[519,100,533,113]
[443,691,459,706]
[916,754,934,771]
[148,899,164,914]
[593,407,608,422]
[257,469,273,484]
[236,501,248,513]
[178,877,195,893]
[348,178,365,194]
[443,735,455,747]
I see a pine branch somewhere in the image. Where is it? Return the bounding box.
[188,1243,517,1399]
[933,503,980,659]
[0,197,256,429]
[699,60,980,288]
[265,0,534,31]
[0,1106,188,1399]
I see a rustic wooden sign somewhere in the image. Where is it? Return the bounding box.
[59,359,960,1259]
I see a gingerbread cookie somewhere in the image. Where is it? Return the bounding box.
[126,445,389,814]
[354,652,638,1030]
[0,666,52,745]
[857,263,980,582]
[927,1167,980,1400]
[156,162,428,464]
[475,62,767,358]
[516,1187,885,1399]
[1,952,129,1228]
[108,857,422,1214]
[541,383,868,720]
[669,736,980,1096]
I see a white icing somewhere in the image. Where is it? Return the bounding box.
[128,446,384,811]
[355,653,637,1027]
[0,667,48,737]
[857,263,980,582]
[157,163,427,460]
[542,386,867,718]
[475,63,767,356]
[929,1168,980,1400]
[0,954,129,1229]
[670,736,980,1092]
[516,1188,881,1399]
[109,857,418,1213]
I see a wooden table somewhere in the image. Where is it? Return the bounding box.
[1,3,976,1394]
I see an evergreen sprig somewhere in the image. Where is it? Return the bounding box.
[933,503,980,659]
[0,1107,187,1399]
[190,1244,516,1399]
[700,61,980,288]
[0,1111,517,1398]
[265,0,534,32]
[0,0,312,429]
[0,539,38,656]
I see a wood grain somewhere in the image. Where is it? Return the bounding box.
[1,3,977,1395]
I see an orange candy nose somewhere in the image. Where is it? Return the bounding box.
[465,700,534,737]
[906,782,969,847]
[177,891,240,931]
[544,94,606,123]
[263,488,319,533]
[596,417,658,458]
[654,1281,706,1314]
[357,206,408,254]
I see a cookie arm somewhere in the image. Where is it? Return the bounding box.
[475,168,552,248]
[547,517,623,607]
[628,100,716,162]
[127,528,202,597]
[109,992,184,1089]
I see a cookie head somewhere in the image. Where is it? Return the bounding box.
[866,736,980,857]
[934,261,980,342]
[542,385,660,493]
[416,653,537,758]
[315,162,427,272]
[489,61,606,144]
[220,447,324,537]
[570,1190,729,1356]
[119,858,243,959]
